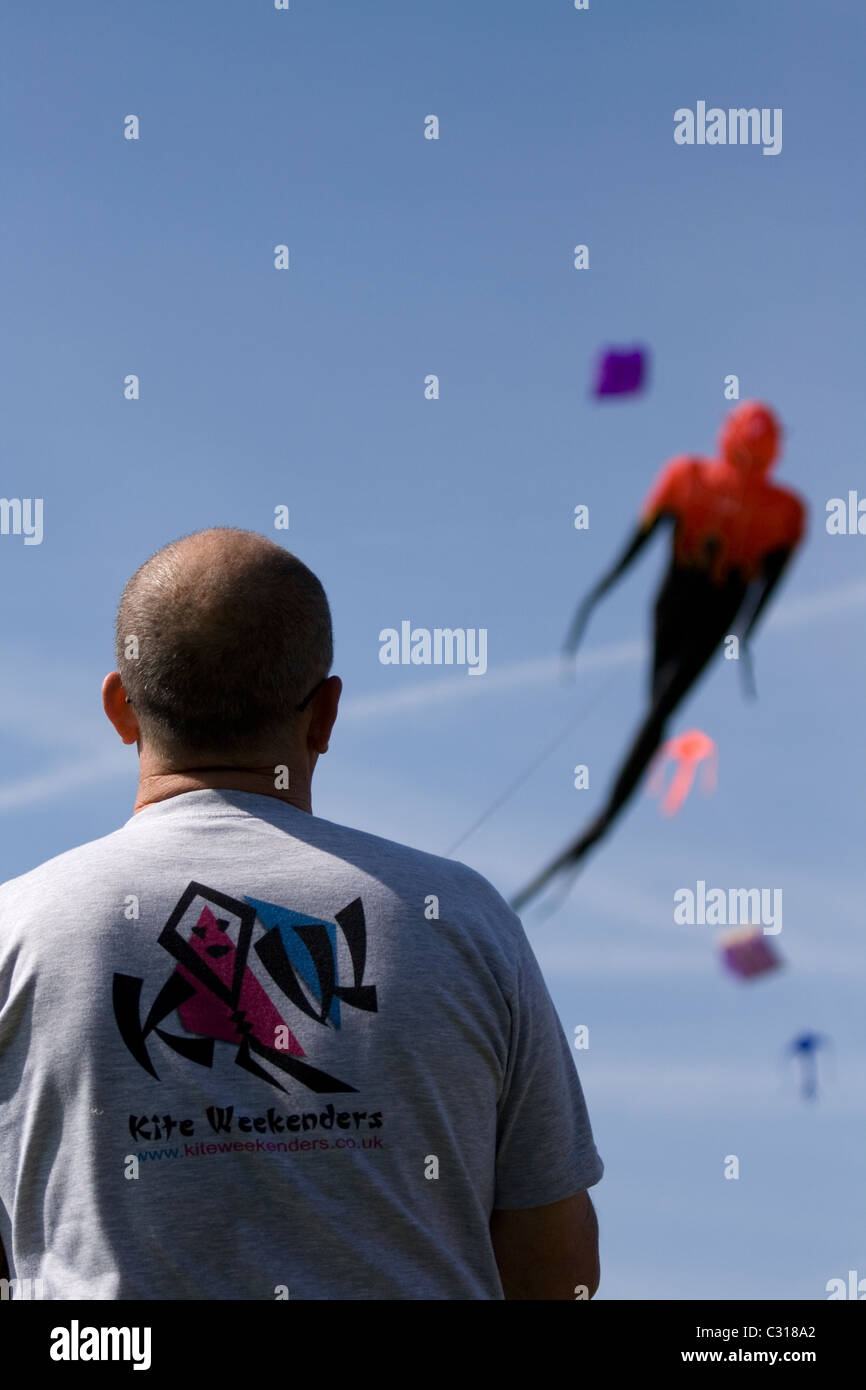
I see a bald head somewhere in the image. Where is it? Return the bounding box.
[115,528,333,759]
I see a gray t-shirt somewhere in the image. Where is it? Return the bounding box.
[0,789,602,1300]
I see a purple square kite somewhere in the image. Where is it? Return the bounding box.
[593,346,648,397]
[718,926,783,981]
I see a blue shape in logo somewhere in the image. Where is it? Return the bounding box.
[245,898,341,1027]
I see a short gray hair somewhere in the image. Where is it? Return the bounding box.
[115,528,332,756]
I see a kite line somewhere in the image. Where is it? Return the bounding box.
[443,665,626,859]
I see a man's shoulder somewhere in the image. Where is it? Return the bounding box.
[0,826,130,906]
[311,813,517,915]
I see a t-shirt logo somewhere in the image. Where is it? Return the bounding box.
[113,882,378,1095]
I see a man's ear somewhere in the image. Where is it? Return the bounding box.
[307,675,342,754]
[102,672,141,746]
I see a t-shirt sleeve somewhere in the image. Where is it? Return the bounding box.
[494,926,603,1209]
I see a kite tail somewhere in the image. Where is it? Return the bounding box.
[509,836,593,913]
[661,762,696,816]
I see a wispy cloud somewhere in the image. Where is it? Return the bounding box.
[578,1055,866,1118]
[0,750,131,812]
[0,579,862,814]
[340,578,866,721]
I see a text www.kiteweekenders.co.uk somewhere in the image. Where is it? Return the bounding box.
[132,1136,384,1163]
[681,1351,816,1364]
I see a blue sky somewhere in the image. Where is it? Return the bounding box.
[1,0,864,1299]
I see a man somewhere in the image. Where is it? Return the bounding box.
[0,527,602,1300]
[512,401,806,910]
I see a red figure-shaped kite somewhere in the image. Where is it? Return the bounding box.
[512,401,806,911]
